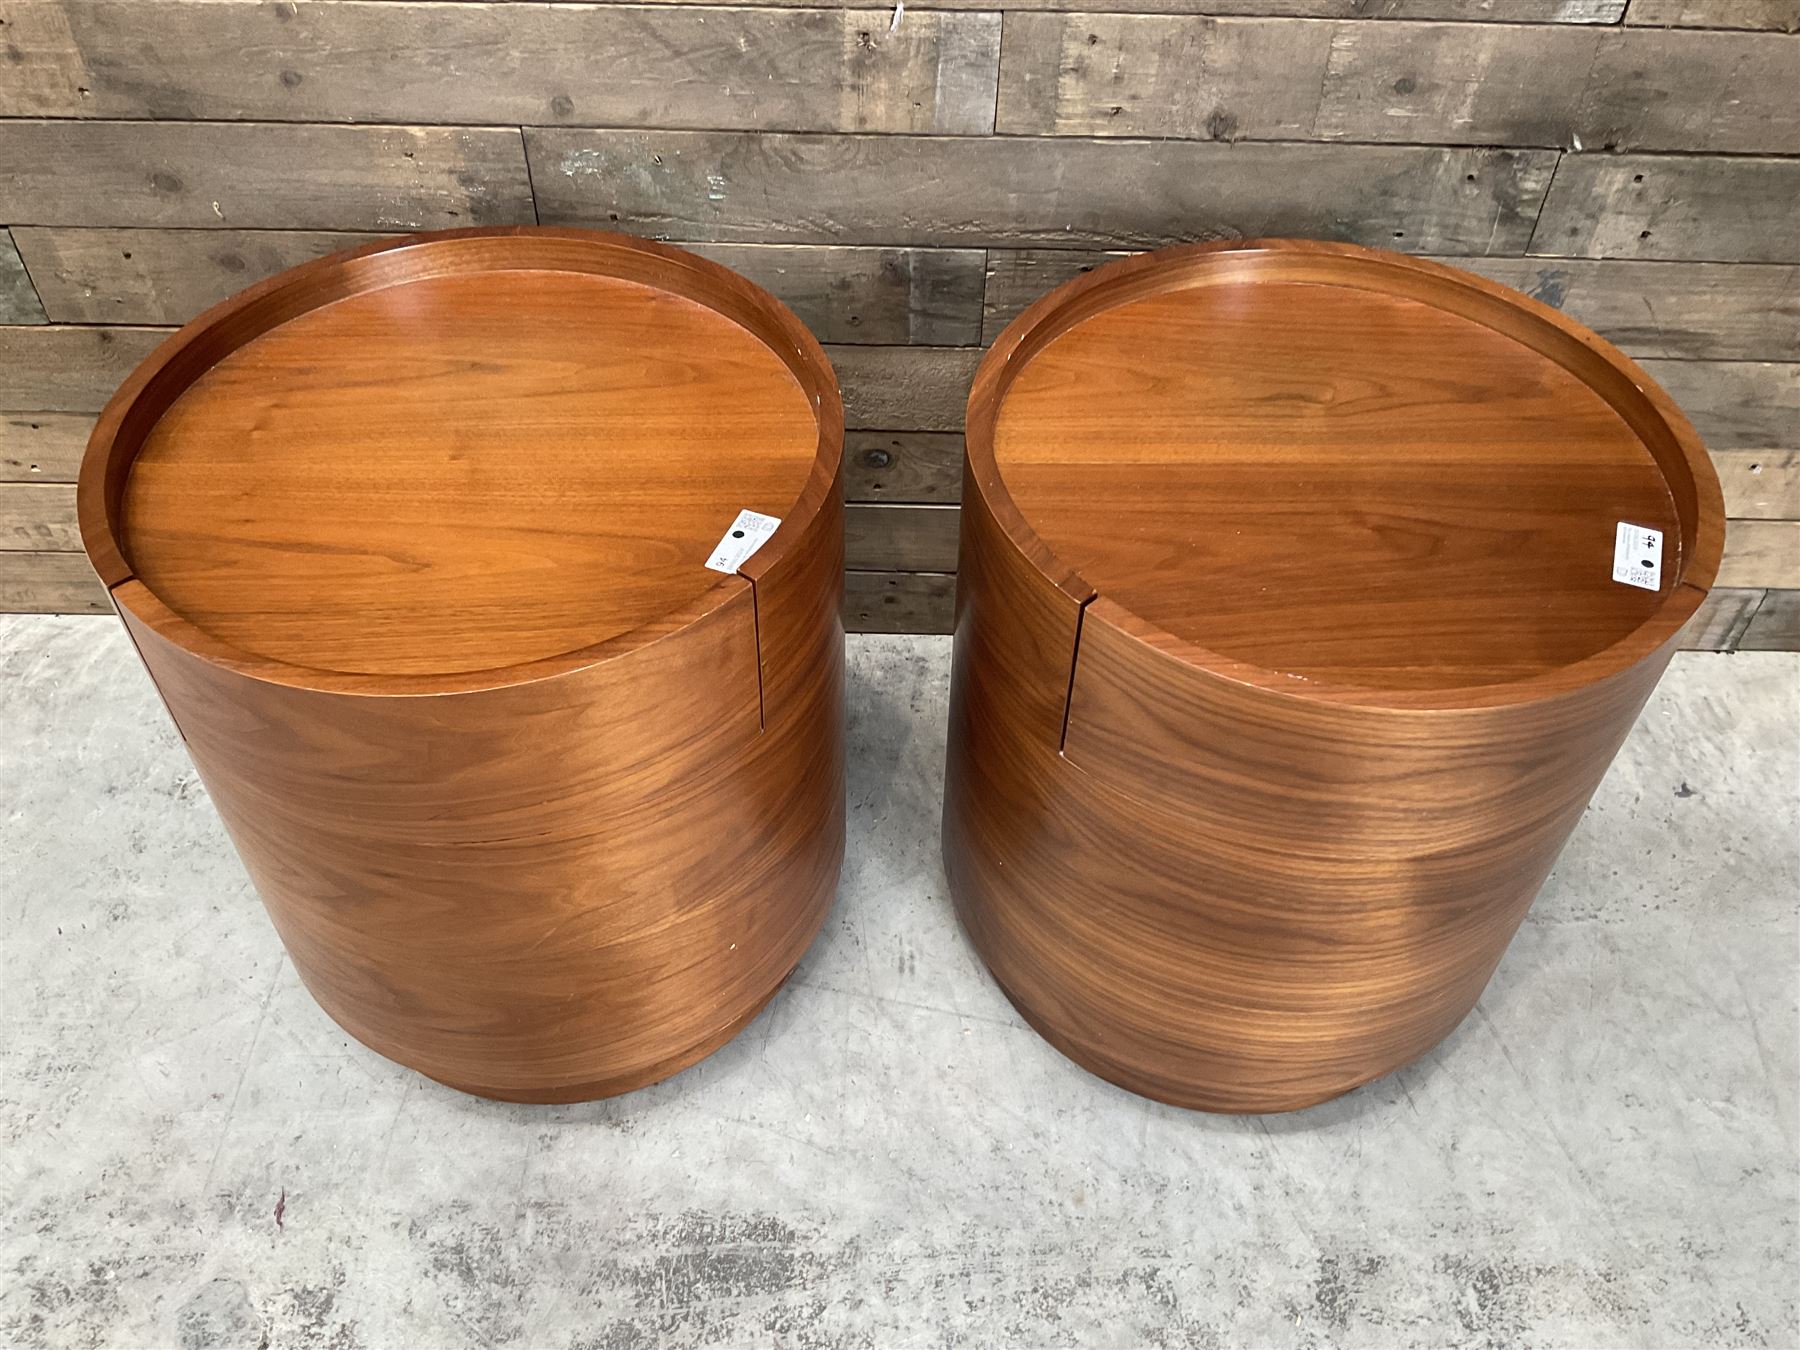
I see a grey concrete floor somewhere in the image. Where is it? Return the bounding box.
[2,616,1796,1350]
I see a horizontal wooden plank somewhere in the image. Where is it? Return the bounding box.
[1625,0,1800,29]
[0,551,108,613]
[1715,451,1800,520]
[844,570,956,634]
[10,227,372,326]
[690,245,985,346]
[998,18,1798,153]
[11,229,987,344]
[1531,155,1800,264]
[984,250,1800,360]
[9,413,1789,523]
[1460,259,1800,363]
[996,14,1331,142]
[0,412,91,482]
[0,121,534,230]
[835,509,1797,639]
[6,334,1790,484]
[5,407,973,499]
[1358,22,1799,154]
[842,502,1796,576]
[6,1,1000,136]
[983,248,1128,339]
[1,230,48,325]
[1640,361,1800,452]
[20,350,1782,487]
[330,0,1625,15]
[843,431,965,502]
[1579,29,1800,155]
[528,129,1558,254]
[1738,589,1800,651]
[827,345,982,432]
[0,483,78,550]
[1677,587,1763,651]
[7,336,984,434]
[0,326,170,413]
[1715,521,1800,590]
[1315,19,1596,148]
[845,503,961,571]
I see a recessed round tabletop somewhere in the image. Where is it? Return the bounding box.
[950,240,1724,1112]
[109,238,821,677]
[990,249,1694,692]
[79,230,849,1104]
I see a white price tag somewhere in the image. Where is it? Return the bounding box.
[705,509,782,574]
[1612,522,1663,592]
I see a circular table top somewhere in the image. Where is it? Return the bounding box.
[86,231,834,679]
[984,242,1719,696]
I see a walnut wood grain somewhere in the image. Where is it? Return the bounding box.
[1531,153,1800,264]
[13,227,988,345]
[78,228,845,1102]
[842,569,956,634]
[842,431,966,502]
[1740,590,1800,650]
[121,266,818,676]
[943,239,1724,1113]
[1625,0,1800,29]
[0,551,109,612]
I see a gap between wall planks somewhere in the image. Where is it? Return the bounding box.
[1,0,1795,646]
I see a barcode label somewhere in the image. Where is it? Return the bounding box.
[705,510,782,574]
[1612,522,1663,592]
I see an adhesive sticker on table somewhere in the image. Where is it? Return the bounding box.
[1613,521,1664,592]
[706,510,782,574]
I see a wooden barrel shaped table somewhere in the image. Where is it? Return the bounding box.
[944,240,1724,1114]
[78,228,845,1103]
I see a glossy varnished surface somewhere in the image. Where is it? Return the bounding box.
[117,572,843,1102]
[994,281,1678,689]
[80,229,845,1101]
[946,240,1724,1113]
[126,268,815,676]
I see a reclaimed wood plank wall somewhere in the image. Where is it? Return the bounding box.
[1,0,1795,650]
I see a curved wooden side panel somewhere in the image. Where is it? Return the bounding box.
[942,475,1087,1042]
[943,480,1676,1113]
[115,575,843,1103]
[745,456,847,727]
[1065,603,1666,862]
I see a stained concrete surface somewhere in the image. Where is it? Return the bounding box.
[1,615,1796,1349]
